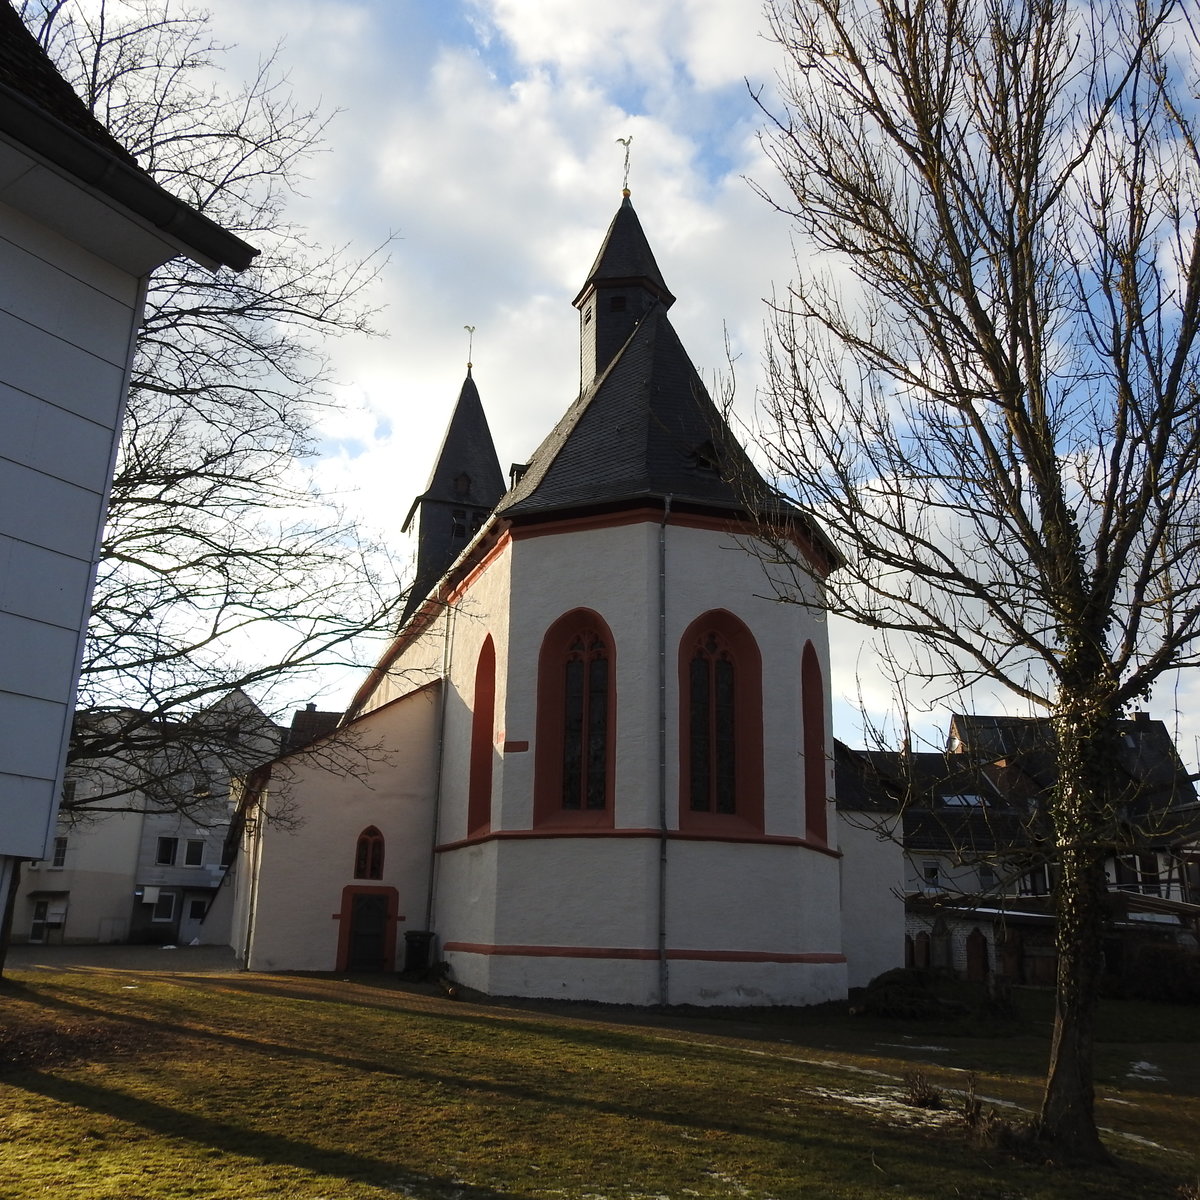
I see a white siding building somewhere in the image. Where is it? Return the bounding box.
[0,4,254,923]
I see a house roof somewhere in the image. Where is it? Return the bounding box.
[0,2,256,271]
[282,704,343,753]
[838,713,1200,854]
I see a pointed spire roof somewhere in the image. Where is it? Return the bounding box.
[400,369,506,627]
[498,306,777,520]
[402,369,505,532]
[573,195,675,310]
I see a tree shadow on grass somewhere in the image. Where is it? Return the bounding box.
[8,978,1191,1199]
[11,1068,530,1200]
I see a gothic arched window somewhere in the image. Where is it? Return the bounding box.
[678,610,763,833]
[354,827,385,879]
[467,636,496,836]
[534,610,616,827]
[802,640,828,845]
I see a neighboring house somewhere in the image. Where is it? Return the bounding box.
[230,192,904,1006]
[14,691,280,946]
[838,714,1200,986]
[0,3,254,927]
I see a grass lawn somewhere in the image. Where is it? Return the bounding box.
[1,965,1198,1199]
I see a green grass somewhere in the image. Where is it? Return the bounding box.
[1,967,1198,1199]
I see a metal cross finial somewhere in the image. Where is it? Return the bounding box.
[464,324,476,368]
[616,135,632,195]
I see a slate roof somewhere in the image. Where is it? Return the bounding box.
[403,370,506,530]
[837,713,1200,854]
[574,196,675,308]
[0,3,135,163]
[282,704,343,753]
[497,303,787,521]
[399,369,506,627]
[0,1,256,270]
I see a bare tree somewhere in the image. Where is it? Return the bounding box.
[754,0,1200,1161]
[17,0,401,814]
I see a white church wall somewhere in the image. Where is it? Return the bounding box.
[504,522,660,830]
[663,523,833,845]
[435,539,513,842]
[431,516,847,1007]
[238,685,440,971]
[837,811,905,988]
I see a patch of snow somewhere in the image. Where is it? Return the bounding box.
[877,1042,954,1052]
[1128,1061,1166,1081]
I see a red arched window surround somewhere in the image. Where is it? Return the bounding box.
[678,610,763,835]
[467,636,496,836]
[354,826,385,879]
[534,609,616,828]
[802,640,828,845]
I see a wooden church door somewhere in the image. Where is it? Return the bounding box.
[336,886,399,972]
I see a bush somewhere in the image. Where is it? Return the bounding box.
[1124,944,1200,1004]
[855,968,969,1020]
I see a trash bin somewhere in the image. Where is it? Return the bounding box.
[403,930,435,972]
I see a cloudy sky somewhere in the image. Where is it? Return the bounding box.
[187,0,1200,763]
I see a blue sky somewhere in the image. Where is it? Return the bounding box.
[188,0,1200,762]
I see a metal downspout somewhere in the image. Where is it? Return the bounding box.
[424,601,457,933]
[658,495,672,1006]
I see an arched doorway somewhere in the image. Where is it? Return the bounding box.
[336,886,400,972]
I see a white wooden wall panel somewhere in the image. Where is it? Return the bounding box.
[4,384,116,490]
[0,234,134,359]
[0,191,142,858]
[0,309,126,426]
[0,535,93,628]
[0,456,107,560]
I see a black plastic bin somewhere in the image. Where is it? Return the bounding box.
[403,929,435,972]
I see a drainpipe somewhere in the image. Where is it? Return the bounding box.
[657,494,672,1006]
[424,600,457,932]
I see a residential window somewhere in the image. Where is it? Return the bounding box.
[1020,865,1050,896]
[50,836,68,869]
[534,609,616,828]
[354,827,385,880]
[188,899,208,921]
[156,837,178,866]
[678,610,763,833]
[943,794,984,807]
[1138,853,1162,897]
[184,839,204,867]
[978,863,997,892]
[152,892,176,922]
[922,861,942,892]
[467,636,496,836]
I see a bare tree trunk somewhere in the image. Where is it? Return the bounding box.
[1035,708,1115,1160]
[0,858,23,982]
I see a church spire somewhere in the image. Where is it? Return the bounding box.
[573,195,675,387]
[400,369,505,625]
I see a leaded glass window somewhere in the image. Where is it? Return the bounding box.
[562,631,609,810]
[689,631,737,813]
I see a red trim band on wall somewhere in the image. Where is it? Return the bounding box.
[442,941,846,964]
[434,827,843,857]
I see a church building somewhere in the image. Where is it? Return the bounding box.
[230,193,902,1006]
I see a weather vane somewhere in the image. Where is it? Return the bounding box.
[464,324,476,369]
[616,135,632,196]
